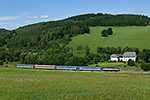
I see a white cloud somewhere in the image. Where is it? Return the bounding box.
[0,12,34,21]
[40,15,49,18]
[0,23,19,30]
[130,10,140,13]
[25,16,38,19]
[122,9,145,15]
[0,16,21,21]
[25,20,32,23]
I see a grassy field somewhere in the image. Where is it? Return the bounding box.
[0,67,150,100]
[91,62,143,71]
[68,26,150,53]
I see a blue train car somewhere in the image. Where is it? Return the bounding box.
[79,66,102,71]
[16,64,34,69]
[55,65,77,70]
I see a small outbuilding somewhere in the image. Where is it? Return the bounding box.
[110,54,123,61]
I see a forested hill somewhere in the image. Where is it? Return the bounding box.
[66,13,150,26]
[0,28,9,35]
[0,13,150,49]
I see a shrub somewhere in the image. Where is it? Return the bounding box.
[128,59,135,66]
[141,63,150,71]
[0,60,3,65]
[95,64,99,67]
[6,61,8,64]
[100,60,105,62]
[108,60,113,62]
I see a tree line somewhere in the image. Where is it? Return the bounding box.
[0,45,150,70]
[67,13,150,26]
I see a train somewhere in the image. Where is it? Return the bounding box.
[16,64,120,71]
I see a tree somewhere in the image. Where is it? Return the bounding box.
[101,28,113,37]
[0,60,3,65]
[141,63,150,71]
[85,46,90,55]
[136,56,139,62]
[144,51,150,63]
[134,48,139,54]
[107,28,113,35]
[77,45,83,51]
[101,29,108,37]
[128,59,135,66]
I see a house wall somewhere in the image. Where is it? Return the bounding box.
[111,56,136,61]
[110,57,118,61]
[110,53,136,62]
[122,56,136,61]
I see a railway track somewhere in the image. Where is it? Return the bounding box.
[57,70,150,74]
[117,71,150,74]
[98,71,150,74]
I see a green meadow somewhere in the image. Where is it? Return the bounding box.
[0,67,150,100]
[68,26,150,53]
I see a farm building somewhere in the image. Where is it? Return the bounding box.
[122,52,136,61]
[110,54,123,61]
[110,52,136,61]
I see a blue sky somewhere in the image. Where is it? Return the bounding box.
[0,0,149,30]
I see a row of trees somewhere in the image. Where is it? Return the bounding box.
[97,46,140,54]
[67,13,150,26]
[20,51,109,66]
[0,44,150,65]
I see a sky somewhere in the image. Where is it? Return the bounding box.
[0,0,149,30]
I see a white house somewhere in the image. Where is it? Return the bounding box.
[110,54,123,61]
[122,52,136,61]
[110,52,136,61]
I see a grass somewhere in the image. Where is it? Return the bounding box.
[0,67,150,100]
[90,62,143,71]
[68,26,150,53]
[3,62,19,67]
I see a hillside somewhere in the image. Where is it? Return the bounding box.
[0,28,9,35]
[0,13,150,66]
[68,26,150,53]
[0,13,150,49]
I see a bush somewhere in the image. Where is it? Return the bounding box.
[128,59,135,66]
[0,60,3,65]
[123,61,126,64]
[108,60,117,63]
[95,64,99,67]
[6,61,8,64]
[141,63,150,71]
[100,60,105,62]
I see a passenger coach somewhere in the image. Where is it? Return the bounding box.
[34,65,55,70]
[79,66,102,71]
[55,65,77,70]
[16,64,34,69]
